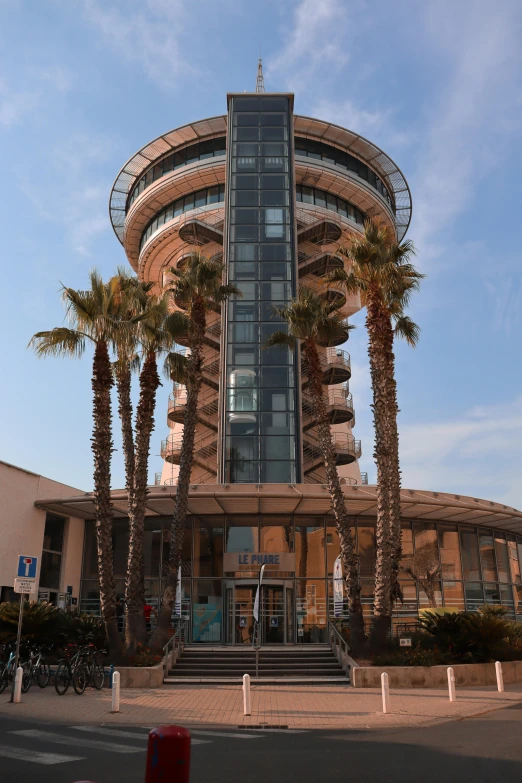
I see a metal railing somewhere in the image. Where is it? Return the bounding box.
[300,274,346,304]
[328,620,352,679]
[302,389,354,418]
[304,471,357,486]
[303,432,361,466]
[303,348,351,377]
[163,618,189,678]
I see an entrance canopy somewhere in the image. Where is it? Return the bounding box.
[35,484,522,535]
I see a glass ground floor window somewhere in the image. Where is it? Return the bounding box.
[79,515,522,641]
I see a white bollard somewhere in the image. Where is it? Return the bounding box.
[381,672,390,714]
[243,673,251,716]
[13,667,23,704]
[111,670,120,713]
[447,667,456,702]
[495,661,504,693]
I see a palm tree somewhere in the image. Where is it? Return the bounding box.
[264,287,365,653]
[149,252,240,649]
[29,271,135,661]
[111,270,154,496]
[331,218,423,648]
[124,295,188,652]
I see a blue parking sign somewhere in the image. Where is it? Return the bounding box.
[17,555,38,579]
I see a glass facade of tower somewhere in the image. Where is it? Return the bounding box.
[222,95,300,484]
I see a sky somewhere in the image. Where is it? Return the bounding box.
[1,0,522,506]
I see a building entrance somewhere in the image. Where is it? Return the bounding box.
[224,581,294,644]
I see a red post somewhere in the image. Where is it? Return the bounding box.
[146,725,191,783]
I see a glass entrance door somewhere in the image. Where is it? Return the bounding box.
[225,581,294,644]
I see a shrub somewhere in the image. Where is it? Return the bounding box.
[0,602,107,653]
[126,644,163,667]
[0,601,64,647]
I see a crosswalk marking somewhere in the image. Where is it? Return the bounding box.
[191,729,261,740]
[72,726,210,745]
[0,744,84,766]
[248,728,307,734]
[10,729,145,754]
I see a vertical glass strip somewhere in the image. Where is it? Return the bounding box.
[222,95,299,483]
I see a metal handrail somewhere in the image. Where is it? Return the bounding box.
[328,620,352,678]
[163,618,189,678]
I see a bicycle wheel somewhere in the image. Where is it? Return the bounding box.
[91,658,105,690]
[21,662,32,693]
[72,662,88,695]
[0,665,8,695]
[54,661,71,695]
[36,662,51,688]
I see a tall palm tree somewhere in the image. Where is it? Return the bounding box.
[124,296,188,652]
[29,271,135,661]
[331,218,423,648]
[149,252,240,649]
[264,287,365,652]
[112,270,155,496]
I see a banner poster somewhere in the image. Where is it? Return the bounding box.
[253,563,267,623]
[333,555,344,618]
[174,566,182,616]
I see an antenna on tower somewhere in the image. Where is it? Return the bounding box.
[256,58,265,93]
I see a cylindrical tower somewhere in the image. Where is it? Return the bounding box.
[109,89,411,489]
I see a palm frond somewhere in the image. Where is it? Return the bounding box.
[28,327,88,358]
[393,315,420,347]
[264,331,296,350]
[164,351,188,383]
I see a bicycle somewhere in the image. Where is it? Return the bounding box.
[72,646,106,694]
[0,644,32,694]
[54,645,104,695]
[25,644,52,688]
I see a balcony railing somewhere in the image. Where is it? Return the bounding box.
[303,432,361,468]
[303,348,351,384]
[302,389,354,427]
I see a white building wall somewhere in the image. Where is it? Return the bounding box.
[0,461,85,603]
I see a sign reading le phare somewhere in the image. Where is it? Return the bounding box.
[224,552,296,571]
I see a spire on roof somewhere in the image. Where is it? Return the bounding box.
[256,58,265,93]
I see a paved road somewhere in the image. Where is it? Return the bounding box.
[0,704,521,782]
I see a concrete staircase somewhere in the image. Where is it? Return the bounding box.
[164,646,349,684]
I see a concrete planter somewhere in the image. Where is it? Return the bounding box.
[352,660,522,688]
[115,662,164,688]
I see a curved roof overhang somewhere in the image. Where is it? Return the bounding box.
[35,485,522,535]
[109,114,412,247]
[293,116,412,241]
[109,115,227,244]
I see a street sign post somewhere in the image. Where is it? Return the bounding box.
[14,579,36,594]
[12,556,38,703]
[17,556,38,579]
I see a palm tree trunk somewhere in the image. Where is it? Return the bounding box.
[92,340,124,662]
[303,339,365,654]
[365,287,394,650]
[384,337,403,610]
[116,364,135,494]
[125,350,160,653]
[149,298,205,649]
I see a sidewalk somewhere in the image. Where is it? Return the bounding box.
[1,682,522,730]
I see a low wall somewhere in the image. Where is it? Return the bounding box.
[115,662,164,688]
[352,660,522,688]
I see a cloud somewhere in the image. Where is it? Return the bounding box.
[399,396,522,507]
[82,0,195,87]
[0,79,39,126]
[410,0,522,262]
[266,0,353,93]
[37,65,74,94]
[311,97,412,151]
